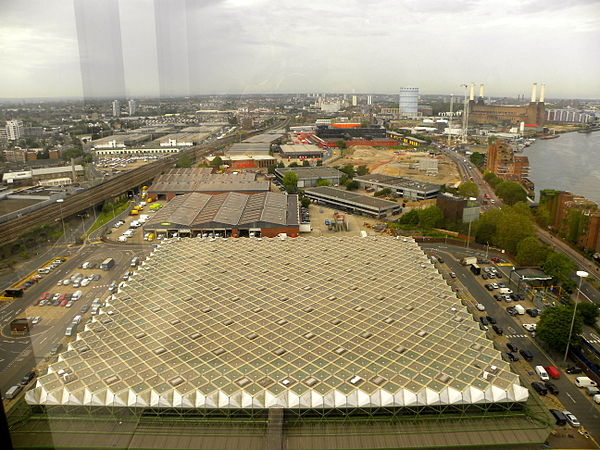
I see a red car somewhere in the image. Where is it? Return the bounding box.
[491,257,500,262]
[59,299,69,307]
[39,292,49,300]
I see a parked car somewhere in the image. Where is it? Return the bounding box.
[562,411,580,428]
[523,323,537,332]
[492,325,503,335]
[479,316,489,326]
[476,303,486,311]
[526,308,540,317]
[566,366,582,374]
[485,284,494,291]
[20,370,36,385]
[486,315,496,324]
[545,382,559,395]
[49,343,62,356]
[519,349,534,361]
[449,272,456,278]
[506,306,518,316]
[506,352,519,362]
[531,382,548,396]
[507,342,518,352]
[493,294,503,301]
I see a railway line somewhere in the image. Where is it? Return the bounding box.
[0,120,288,245]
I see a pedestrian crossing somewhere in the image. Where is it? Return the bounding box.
[505,334,529,339]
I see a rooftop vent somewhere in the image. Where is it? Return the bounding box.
[253,307,262,313]
[394,346,407,354]
[170,319,181,325]
[383,318,394,324]
[334,347,346,355]
[349,375,363,385]
[436,374,452,383]
[223,319,234,326]
[354,306,365,312]
[371,375,386,386]
[190,333,201,340]
[202,307,212,313]
[280,378,295,387]
[77,345,90,353]
[236,377,251,388]
[258,377,274,387]
[304,377,318,387]
[361,331,373,339]
[416,330,428,337]
[247,333,258,340]
[470,343,482,351]
[276,319,288,325]
[169,376,185,387]
[303,332,315,339]
[330,318,341,325]
[134,332,146,339]
[213,348,225,356]
[273,348,286,356]
[154,347,166,355]
[303,307,314,313]
[104,375,120,385]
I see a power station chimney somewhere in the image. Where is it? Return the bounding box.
[539,83,545,103]
[469,83,475,101]
[530,83,537,103]
[479,84,484,99]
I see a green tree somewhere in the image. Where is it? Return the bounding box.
[300,196,310,208]
[316,178,331,187]
[458,181,479,198]
[302,160,310,167]
[537,305,583,353]
[469,152,485,169]
[483,171,501,188]
[495,181,527,205]
[175,154,193,168]
[356,165,369,176]
[511,201,533,218]
[544,252,577,291]
[336,140,347,149]
[417,206,444,228]
[577,302,599,326]
[399,209,419,225]
[283,172,298,194]
[495,210,535,254]
[535,205,551,228]
[345,180,359,191]
[474,209,503,244]
[267,164,276,175]
[516,236,550,266]
[277,161,285,168]
[289,162,299,168]
[211,156,223,167]
[62,147,84,160]
[316,160,323,166]
[374,188,392,197]
[339,164,356,178]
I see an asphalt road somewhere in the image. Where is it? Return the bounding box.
[422,242,600,442]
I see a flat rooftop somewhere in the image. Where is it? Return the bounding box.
[149,168,269,193]
[26,236,527,410]
[280,144,323,154]
[355,174,440,192]
[275,166,342,179]
[304,186,400,211]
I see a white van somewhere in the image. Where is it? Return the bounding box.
[535,365,550,381]
[72,290,83,301]
[514,304,525,315]
[5,385,23,400]
[575,377,598,388]
[65,324,77,336]
[72,315,82,325]
[499,288,513,295]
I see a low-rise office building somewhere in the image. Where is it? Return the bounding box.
[354,174,441,201]
[279,144,325,159]
[304,186,402,218]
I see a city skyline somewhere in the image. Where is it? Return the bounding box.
[0,0,599,99]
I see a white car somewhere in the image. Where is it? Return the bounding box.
[31,317,41,325]
[476,304,486,311]
[118,235,128,242]
[523,323,537,332]
[81,278,90,287]
[562,411,580,427]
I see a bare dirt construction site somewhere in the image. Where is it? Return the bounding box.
[327,145,461,186]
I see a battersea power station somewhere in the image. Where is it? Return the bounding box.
[467,83,546,127]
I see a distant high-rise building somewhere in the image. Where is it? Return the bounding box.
[112,100,120,118]
[352,95,357,106]
[128,99,137,116]
[367,95,372,106]
[6,120,24,141]
[399,87,419,118]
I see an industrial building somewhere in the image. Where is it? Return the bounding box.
[93,147,182,156]
[274,166,342,188]
[467,83,546,127]
[91,133,152,149]
[278,144,325,159]
[147,168,270,200]
[304,186,401,218]
[2,165,84,185]
[205,154,276,169]
[354,174,441,201]
[436,193,480,223]
[316,123,387,141]
[225,130,286,157]
[143,192,299,237]
[26,236,528,411]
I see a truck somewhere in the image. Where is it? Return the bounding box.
[513,304,525,315]
[469,264,481,275]
[499,288,513,295]
[461,257,478,266]
[100,258,115,271]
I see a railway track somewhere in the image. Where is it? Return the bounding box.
[0,121,288,245]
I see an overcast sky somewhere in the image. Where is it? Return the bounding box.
[1,0,599,99]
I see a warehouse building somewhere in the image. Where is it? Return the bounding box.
[143,191,298,237]
[304,186,401,218]
[147,168,270,200]
[274,166,342,188]
[354,174,441,201]
[279,144,325,159]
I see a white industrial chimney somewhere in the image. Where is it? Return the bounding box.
[539,84,545,103]
[469,83,475,101]
[479,84,484,98]
[530,83,537,103]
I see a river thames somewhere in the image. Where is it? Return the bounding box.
[523,131,600,204]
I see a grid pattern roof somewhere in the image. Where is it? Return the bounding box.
[355,174,441,192]
[26,237,527,410]
[144,192,298,229]
[149,169,269,194]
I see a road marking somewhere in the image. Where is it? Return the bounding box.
[566,392,576,403]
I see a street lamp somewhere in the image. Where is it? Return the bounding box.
[563,270,589,363]
[56,199,67,243]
